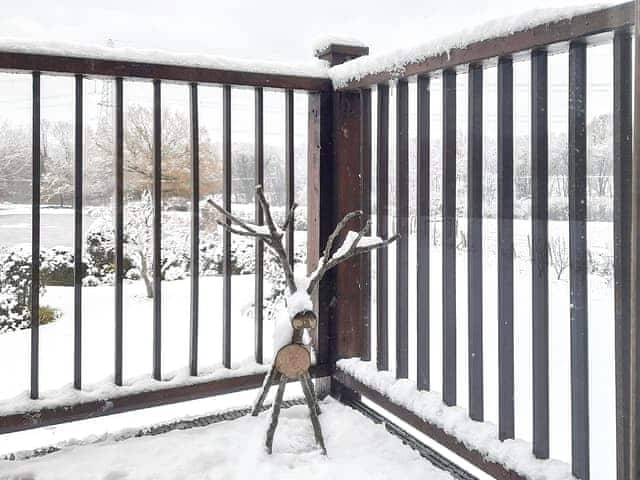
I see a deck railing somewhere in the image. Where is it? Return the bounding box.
[330,2,639,480]
[1,3,640,480]
[0,47,333,433]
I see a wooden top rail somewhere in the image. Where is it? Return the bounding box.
[333,1,635,90]
[0,48,331,91]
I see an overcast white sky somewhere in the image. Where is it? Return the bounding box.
[0,0,620,63]
[0,0,621,141]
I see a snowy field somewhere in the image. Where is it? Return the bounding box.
[0,399,454,480]
[0,216,617,478]
[0,275,279,412]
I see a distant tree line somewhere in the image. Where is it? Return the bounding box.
[0,111,613,208]
[0,106,308,207]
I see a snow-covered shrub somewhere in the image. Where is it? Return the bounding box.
[0,248,56,333]
[82,275,100,287]
[199,235,256,275]
[588,249,613,279]
[38,305,60,325]
[40,247,77,286]
[0,248,33,332]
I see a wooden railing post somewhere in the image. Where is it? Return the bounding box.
[309,42,369,365]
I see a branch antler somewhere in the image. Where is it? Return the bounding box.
[207,185,297,293]
[306,213,398,295]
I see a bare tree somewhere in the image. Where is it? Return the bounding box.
[42,121,74,207]
[549,235,569,280]
[122,190,155,298]
[0,122,30,202]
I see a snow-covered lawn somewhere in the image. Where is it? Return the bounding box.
[0,275,278,413]
[0,399,453,480]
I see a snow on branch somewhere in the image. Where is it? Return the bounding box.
[306,213,398,296]
[207,185,295,293]
[207,188,396,320]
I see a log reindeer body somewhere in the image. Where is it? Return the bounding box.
[207,186,397,455]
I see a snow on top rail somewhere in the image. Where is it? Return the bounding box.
[337,358,577,480]
[0,37,329,83]
[0,361,268,418]
[328,3,619,89]
[312,35,367,56]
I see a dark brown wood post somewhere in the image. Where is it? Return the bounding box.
[308,43,369,366]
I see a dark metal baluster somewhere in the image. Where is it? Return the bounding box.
[416,74,430,391]
[631,2,640,477]
[497,56,514,440]
[568,41,589,480]
[114,77,124,386]
[223,85,232,369]
[152,79,162,381]
[189,83,199,376]
[360,87,372,362]
[30,71,41,400]
[285,89,295,266]
[531,49,550,459]
[468,63,484,421]
[613,30,632,480]
[442,69,457,406]
[376,83,389,371]
[396,80,409,379]
[255,87,264,364]
[74,74,83,390]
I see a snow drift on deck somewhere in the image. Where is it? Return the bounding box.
[0,399,454,480]
[328,4,607,88]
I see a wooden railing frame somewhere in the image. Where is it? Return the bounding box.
[330,3,639,480]
[0,365,331,435]
[0,5,638,480]
[0,51,332,91]
[0,48,335,435]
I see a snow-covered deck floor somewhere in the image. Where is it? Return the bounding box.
[0,399,454,480]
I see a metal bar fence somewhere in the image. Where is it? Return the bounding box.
[416,74,430,392]
[395,79,409,380]
[376,83,390,372]
[467,63,483,423]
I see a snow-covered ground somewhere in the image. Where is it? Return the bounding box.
[0,399,454,480]
[0,275,278,413]
[0,217,617,478]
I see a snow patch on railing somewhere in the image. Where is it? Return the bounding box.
[328,4,607,88]
[312,35,367,55]
[0,37,329,78]
[0,360,268,417]
[337,358,577,480]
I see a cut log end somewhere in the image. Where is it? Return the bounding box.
[275,344,311,378]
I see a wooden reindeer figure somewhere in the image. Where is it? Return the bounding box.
[208,185,397,456]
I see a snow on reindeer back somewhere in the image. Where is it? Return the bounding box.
[328,3,607,88]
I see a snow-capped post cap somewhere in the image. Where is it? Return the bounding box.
[312,36,369,67]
